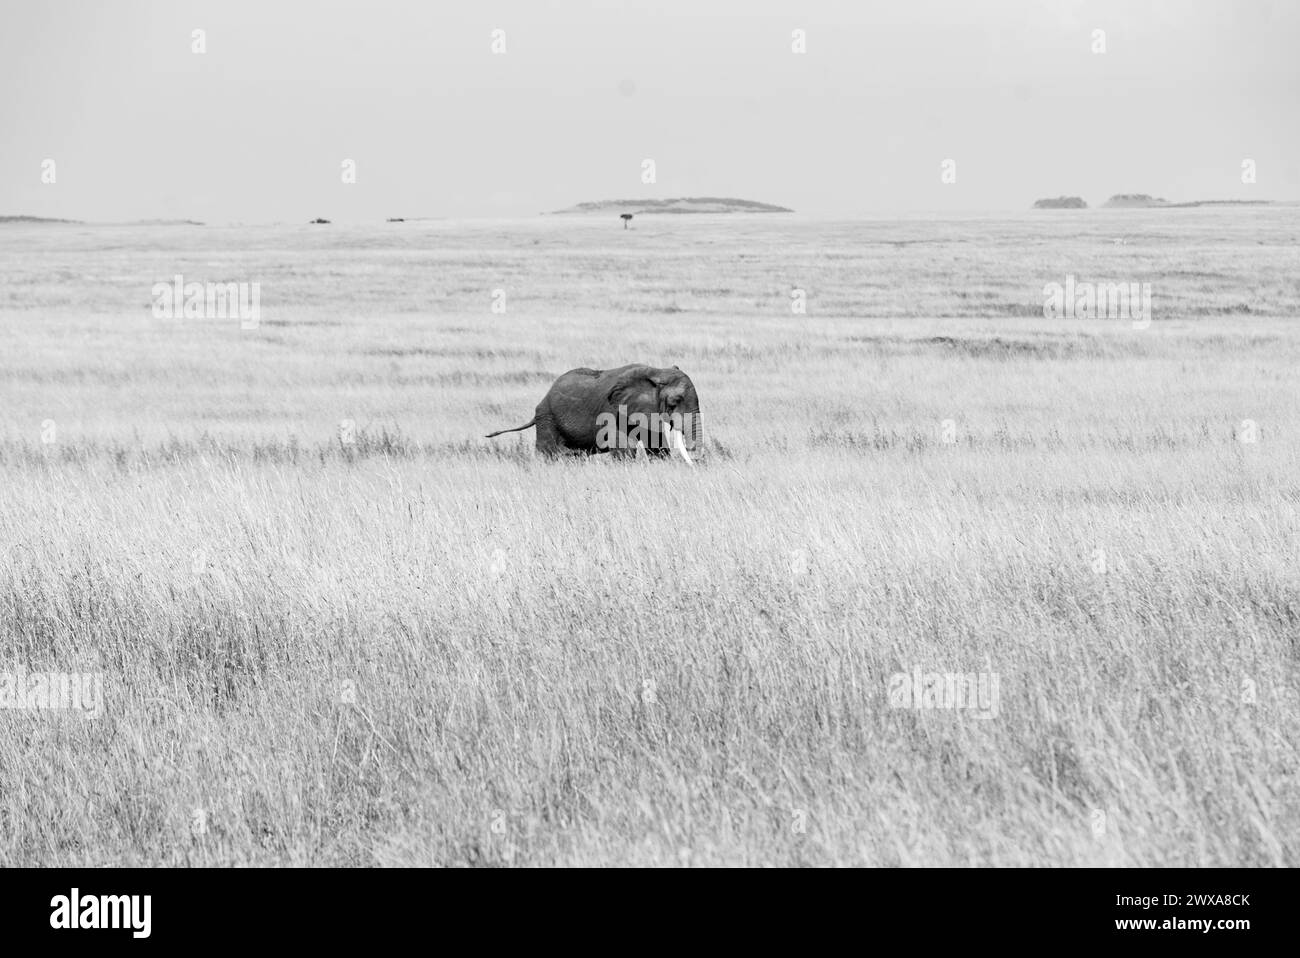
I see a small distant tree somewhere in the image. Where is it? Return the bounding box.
[620,213,633,229]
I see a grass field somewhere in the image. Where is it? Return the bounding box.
[1,210,1297,866]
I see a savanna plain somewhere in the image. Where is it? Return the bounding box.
[0,210,1296,866]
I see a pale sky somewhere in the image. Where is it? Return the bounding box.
[1,0,1296,222]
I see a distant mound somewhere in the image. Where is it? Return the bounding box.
[1104,194,1168,208]
[1033,196,1087,209]
[1103,194,1274,210]
[1156,199,1274,209]
[0,215,81,224]
[551,197,793,215]
[3,216,206,226]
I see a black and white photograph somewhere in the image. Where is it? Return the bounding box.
[0,0,1295,927]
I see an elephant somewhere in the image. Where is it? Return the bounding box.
[486,364,702,463]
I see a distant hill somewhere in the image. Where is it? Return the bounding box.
[1033,196,1087,209]
[1102,195,1273,209]
[1,216,206,226]
[0,215,82,224]
[1104,194,1168,208]
[1155,199,1274,209]
[551,197,794,215]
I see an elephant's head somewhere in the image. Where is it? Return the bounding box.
[607,364,703,462]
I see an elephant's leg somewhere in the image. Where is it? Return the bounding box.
[607,409,653,459]
[535,417,590,458]
[608,426,647,459]
[534,417,564,458]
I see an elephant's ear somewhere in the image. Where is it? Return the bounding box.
[607,369,660,409]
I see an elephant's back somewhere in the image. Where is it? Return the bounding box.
[555,363,647,386]
[558,366,604,381]
[546,364,653,409]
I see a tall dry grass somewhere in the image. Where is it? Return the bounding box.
[0,211,1297,865]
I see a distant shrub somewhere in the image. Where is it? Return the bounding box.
[1032,196,1087,209]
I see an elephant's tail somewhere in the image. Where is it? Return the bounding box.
[484,417,537,439]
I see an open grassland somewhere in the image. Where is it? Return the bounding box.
[1,211,1298,865]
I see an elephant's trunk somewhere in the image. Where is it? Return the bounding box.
[683,408,703,455]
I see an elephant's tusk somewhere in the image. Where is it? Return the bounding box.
[663,422,694,466]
